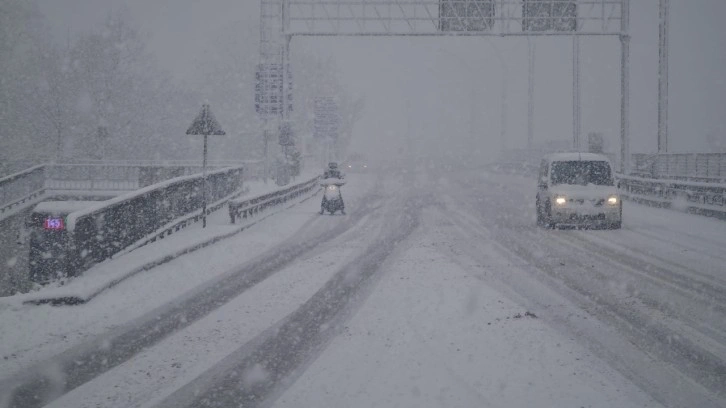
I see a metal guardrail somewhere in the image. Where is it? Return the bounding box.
[617,174,726,219]
[229,177,320,224]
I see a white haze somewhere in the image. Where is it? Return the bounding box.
[35,0,726,162]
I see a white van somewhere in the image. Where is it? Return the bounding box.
[535,153,622,229]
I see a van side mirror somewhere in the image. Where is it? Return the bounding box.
[539,177,548,190]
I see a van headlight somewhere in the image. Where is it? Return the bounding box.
[607,195,618,205]
[555,196,567,206]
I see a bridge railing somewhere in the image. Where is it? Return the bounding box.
[617,174,726,219]
[45,161,260,191]
[0,165,46,217]
[632,153,726,182]
[66,166,244,275]
[0,161,264,215]
[58,158,255,167]
[46,164,141,191]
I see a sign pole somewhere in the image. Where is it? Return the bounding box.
[202,133,208,228]
[186,104,225,229]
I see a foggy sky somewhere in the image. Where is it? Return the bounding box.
[36,0,726,159]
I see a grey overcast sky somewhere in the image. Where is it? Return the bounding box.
[36,0,726,157]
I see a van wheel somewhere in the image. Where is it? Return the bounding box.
[536,198,543,226]
[543,200,555,229]
[609,203,623,229]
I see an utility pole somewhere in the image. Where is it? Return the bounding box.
[572,36,581,150]
[620,0,631,173]
[527,38,535,150]
[657,0,670,153]
[500,59,508,152]
[262,120,269,183]
[406,98,413,162]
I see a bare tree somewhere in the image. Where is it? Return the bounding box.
[292,52,365,161]
[66,8,195,161]
[0,0,49,172]
[33,37,77,161]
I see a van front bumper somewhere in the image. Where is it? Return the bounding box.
[551,206,621,226]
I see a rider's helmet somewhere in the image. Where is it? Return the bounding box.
[328,162,338,169]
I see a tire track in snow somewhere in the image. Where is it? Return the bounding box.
[514,229,726,403]
[547,232,726,371]
[151,191,430,408]
[435,196,723,407]
[624,227,726,267]
[569,230,726,295]
[554,231,726,314]
[0,192,386,408]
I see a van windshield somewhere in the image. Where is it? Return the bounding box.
[550,160,613,186]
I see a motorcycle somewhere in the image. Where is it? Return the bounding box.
[320,178,345,215]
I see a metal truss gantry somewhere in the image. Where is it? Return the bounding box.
[259,0,631,172]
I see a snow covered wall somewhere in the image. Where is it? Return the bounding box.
[61,167,244,278]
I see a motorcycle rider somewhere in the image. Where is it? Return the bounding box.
[323,161,342,179]
[321,162,345,214]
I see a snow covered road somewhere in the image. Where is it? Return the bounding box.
[1,168,724,407]
[451,170,726,406]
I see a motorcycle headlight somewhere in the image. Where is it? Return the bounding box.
[555,196,567,206]
[607,195,618,205]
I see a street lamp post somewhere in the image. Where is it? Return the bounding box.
[620,0,631,174]
[527,37,535,150]
[573,35,581,150]
[657,0,670,153]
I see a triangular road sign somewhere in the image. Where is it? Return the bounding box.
[186,104,226,135]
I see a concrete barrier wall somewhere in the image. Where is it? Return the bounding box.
[65,167,244,276]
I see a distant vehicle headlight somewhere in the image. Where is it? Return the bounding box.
[555,196,567,206]
[607,195,618,205]
[327,185,338,191]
